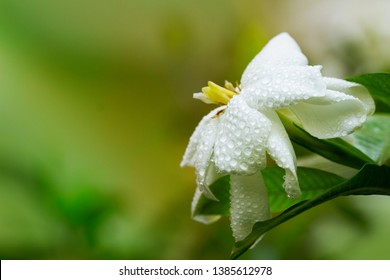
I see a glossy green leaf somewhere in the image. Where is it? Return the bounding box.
[263,167,345,213]
[231,164,390,259]
[348,114,390,165]
[192,176,230,217]
[347,73,390,110]
[192,167,344,219]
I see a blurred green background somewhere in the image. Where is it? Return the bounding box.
[1,0,390,259]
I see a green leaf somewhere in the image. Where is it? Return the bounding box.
[192,176,230,217]
[347,73,390,110]
[193,167,345,219]
[348,114,390,165]
[231,164,390,259]
[278,112,375,169]
[263,167,345,213]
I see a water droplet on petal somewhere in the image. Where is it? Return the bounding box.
[261,77,271,85]
[239,163,248,172]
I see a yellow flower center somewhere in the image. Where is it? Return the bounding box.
[202,81,239,105]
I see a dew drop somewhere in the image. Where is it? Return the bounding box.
[261,77,271,85]
[230,159,238,168]
[243,148,252,156]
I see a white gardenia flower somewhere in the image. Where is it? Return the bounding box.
[181,32,374,241]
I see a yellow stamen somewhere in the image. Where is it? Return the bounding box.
[224,80,236,93]
[201,81,239,105]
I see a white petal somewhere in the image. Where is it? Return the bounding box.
[241,33,308,89]
[264,111,301,199]
[181,106,225,168]
[240,33,328,111]
[324,77,356,91]
[214,95,272,175]
[191,186,221,224]
[324,77,375,115]
[289,88,369,139]
[181,106,225,199]
[230,173,271,241]
[241,65,325,110]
